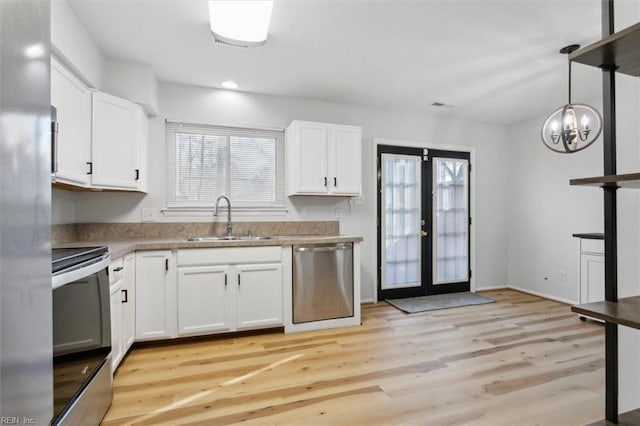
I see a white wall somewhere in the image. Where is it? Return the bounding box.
[103,60,160,116]
[506,101,603,304]
[51,189,75,225]
[506,33,640,416]
[71,82,510,301]
[51,0,105,88]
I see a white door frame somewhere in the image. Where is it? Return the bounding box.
[372,137,476,303]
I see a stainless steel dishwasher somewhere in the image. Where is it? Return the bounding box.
[293,243,354,324]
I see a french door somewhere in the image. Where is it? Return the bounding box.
[377,145,471,300]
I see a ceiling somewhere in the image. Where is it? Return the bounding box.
[67,0,604,124]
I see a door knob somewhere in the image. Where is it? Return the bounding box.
[420,230,428,237]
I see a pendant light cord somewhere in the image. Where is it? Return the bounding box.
[568,59,572,104]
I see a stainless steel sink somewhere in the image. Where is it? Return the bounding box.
[186,236,275,242]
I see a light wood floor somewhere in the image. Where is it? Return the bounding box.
[102,289,605,425]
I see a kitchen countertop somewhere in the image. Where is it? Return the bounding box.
[54,235,364,259]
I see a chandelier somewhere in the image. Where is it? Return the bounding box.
[540,44,602,153]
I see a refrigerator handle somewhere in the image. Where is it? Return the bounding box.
[51,119,59,173]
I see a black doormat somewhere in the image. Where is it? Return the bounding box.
[386,292,495,314]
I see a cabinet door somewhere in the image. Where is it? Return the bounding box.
[91,92,140,189]
[110,282,123,373]
[122,253,136,350]
[328,125,362,195]
[51,58,91,186]
[135,251,175,340]
[177,265,233,336]
[580,253,604,304]
[135,108,149,193]
[289,121,328,194]
[236,263,283,329]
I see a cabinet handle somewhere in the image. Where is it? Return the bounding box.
[237,274,241,287]
[135,169,140,181]
[224,273,227,288]
[324,177,328,187]
[121,289,128,303]
[113,266,124,272]
[165,258,169,272]
[333,177,337,187]
[87,161,93,175]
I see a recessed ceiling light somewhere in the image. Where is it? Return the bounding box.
[24,43,45,59]
[221,81,238,89]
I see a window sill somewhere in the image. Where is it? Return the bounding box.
[161,207,288,217]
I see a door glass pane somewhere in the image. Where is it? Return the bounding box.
[381,154,421,290]
[433,158,469,284]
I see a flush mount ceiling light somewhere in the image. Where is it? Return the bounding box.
[208,1,274,47]
[541,44,602,154]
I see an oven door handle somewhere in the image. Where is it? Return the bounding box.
[52,254,111,289]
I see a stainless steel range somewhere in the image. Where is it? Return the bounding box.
[51,246,112,425]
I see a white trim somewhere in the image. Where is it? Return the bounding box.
[372,137,477,303]
[504,285,577,305]
[161,207,288,217]
[475,285,509,291]
[165,118,284,133]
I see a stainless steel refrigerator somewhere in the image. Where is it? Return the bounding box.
[0,0,53,424]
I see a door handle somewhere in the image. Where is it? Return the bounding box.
[420,230,428,237]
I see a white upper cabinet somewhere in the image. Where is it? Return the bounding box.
[91,92,142,190]
[51,58,148,192]
[328,125,363,195]
[287,120,362,196]
[51,57,92,186]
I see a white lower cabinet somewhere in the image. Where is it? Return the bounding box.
[110,280,123,372]
[110,253,136,373]
[135,250,176,341]
[236,263,283,330]
[176,247,284,337]
[177,265,233,335]
[578,238,605,305]
[122,253,136,350]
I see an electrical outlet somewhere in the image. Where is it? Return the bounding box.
[560,270,567,281]
[141,208,157,222]
[336,208,342,219]
[354,195,364,205]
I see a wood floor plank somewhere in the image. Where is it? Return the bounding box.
[103,289,606,425]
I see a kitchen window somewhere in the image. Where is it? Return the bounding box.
[166,121,285,212]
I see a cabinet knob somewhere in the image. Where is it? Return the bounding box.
[324,177,328,187]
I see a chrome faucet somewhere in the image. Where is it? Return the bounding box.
[214,195,232,237]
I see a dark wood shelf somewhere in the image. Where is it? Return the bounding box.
[570,21,640,76]
[570,172,640,188]
[587,407,640,425]
[572,296,640,330]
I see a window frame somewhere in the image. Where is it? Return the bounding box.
[165,121,286,214]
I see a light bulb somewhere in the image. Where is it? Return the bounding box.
[550,120,559,132]
[581,114,590,128]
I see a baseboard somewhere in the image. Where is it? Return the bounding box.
[506,285,577,306]
[475,286,509,291]
[360,298,374,304]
